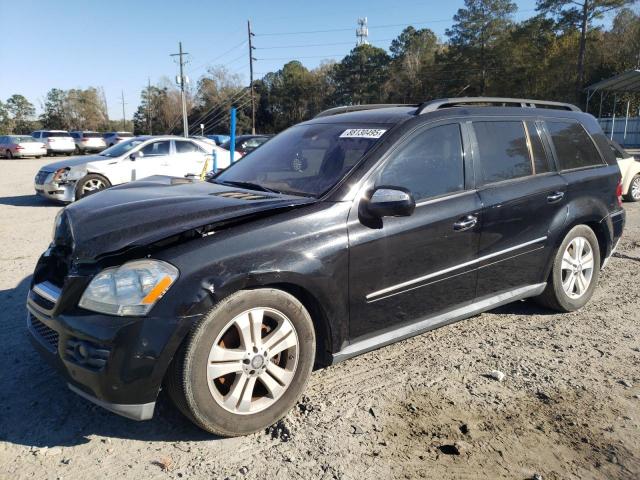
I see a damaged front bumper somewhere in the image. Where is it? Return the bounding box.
[34,171,76,203]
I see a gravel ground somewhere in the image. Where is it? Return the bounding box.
[0,157,638,480]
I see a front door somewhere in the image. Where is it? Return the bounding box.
[348,121,481,341]
[130,140,172,180]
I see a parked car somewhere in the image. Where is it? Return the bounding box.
[31,130,75,155]
[70,131,107,154]
[0,135,46,158]
[220,134,272,155]
[33,136,211,202]
[609,139,640,202]
[27,97,624,437]
[103,131,134,148]
[205,134,230,145]
[190,136,242,170]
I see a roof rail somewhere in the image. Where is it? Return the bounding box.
[314,104,416,118]
[416,97,581,114]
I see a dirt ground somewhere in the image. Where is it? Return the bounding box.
[0,157,638,480]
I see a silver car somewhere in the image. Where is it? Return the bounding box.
[31,130,75,155]
[70,131,107,154]
[34,136,211,203]
[0,135,47,158]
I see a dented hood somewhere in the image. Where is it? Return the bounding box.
[64,176,314,260]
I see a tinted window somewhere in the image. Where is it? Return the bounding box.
[546,121,603,170]
[474,121,532,185]
[82,132,102,138]
[377,123,464,201]
[525,121,550,174]
[215,124,384,196]
[43,131,71,138]
[141,141,170,156]
[118,132,134,138]
[175,140,200,153]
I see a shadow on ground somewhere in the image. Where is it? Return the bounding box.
[0,194,58,207]
[0,276,218,448]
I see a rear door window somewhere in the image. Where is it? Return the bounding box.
[545,121,604,170]
[473,121,532,185]
[377,123,465,201]
[175,140,200,153]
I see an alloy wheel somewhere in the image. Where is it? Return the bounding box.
[206,307,299,415]
[631,177,640,201]
[561,236,594,299]
[81,178,106,194]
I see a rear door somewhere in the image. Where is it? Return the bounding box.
[173,139,208,177]
[348,121,481,340]
[469,118,568,298]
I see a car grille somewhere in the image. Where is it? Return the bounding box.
[35,170,51,185]
[28,314,59,353]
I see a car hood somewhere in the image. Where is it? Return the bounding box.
[41,154,113,172]
[63,176,315,261]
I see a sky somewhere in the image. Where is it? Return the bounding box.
[0,0,621,120]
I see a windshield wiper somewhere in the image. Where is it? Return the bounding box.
[218,180,280,194]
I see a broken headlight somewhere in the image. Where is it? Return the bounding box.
[79,260,179,316]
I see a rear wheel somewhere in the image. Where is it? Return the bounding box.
[6,150,13,159]
[165,288,316,437]
[624,174,640,202]
[74,173,111,200]
[535,225,600,312]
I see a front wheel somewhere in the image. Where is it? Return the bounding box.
[165,288,316,437]
[6,150,13,159]
[624,174,640,202]
[535,225,600,312]
[74,173,111,200]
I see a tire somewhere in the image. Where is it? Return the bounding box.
[165,288,316,437]
[75,145,82,155]
[6,150,13,159]
[535,225,601,312]
[74,173,111,200]
[624,174,640,202]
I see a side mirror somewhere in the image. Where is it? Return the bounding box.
[129,151,144,161]
[366,186,415,218]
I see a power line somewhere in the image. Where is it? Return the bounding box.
[198,93,251,133]
[188,39,249,75]
[189,89,250,134]
[255,38,398,49]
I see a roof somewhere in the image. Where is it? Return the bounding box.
[585,70,640,93]
[306,106,418,125]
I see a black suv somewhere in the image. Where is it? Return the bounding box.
[27,97,625,436]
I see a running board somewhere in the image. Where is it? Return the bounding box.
[331,283,546,364]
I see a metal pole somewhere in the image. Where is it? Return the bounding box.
[598,91,603,119]
[147,77,152,135]
[230,107,236,164]
[171,42,190,137]
[611,93,617,141]
[121,90,126,131]
[248,20,256,135]
[624,99,630,142]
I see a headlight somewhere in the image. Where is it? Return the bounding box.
[79,260,179,316]
[53,167,69,182]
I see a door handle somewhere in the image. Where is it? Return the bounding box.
[547,191,565,203]
[453,215,478,231]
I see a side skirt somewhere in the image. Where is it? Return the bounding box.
[331,283,546,364]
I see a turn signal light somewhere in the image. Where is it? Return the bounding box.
[616,180,623,207]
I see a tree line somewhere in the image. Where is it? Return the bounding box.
[3,0,638,137]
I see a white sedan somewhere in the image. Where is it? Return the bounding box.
[609,140,640,202]
[34,136,212,202]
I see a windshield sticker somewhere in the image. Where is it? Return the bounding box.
[339,128,387,139]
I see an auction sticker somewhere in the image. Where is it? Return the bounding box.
[339,128,387,139]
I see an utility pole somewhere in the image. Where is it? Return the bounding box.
[147,77,152,135]
[248,20,256,134]
[120,90,127,131]
[170,41,190,137]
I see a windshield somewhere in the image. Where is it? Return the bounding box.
[100,138,146,157]
[14,136,37,143]
[215,123,388,197]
